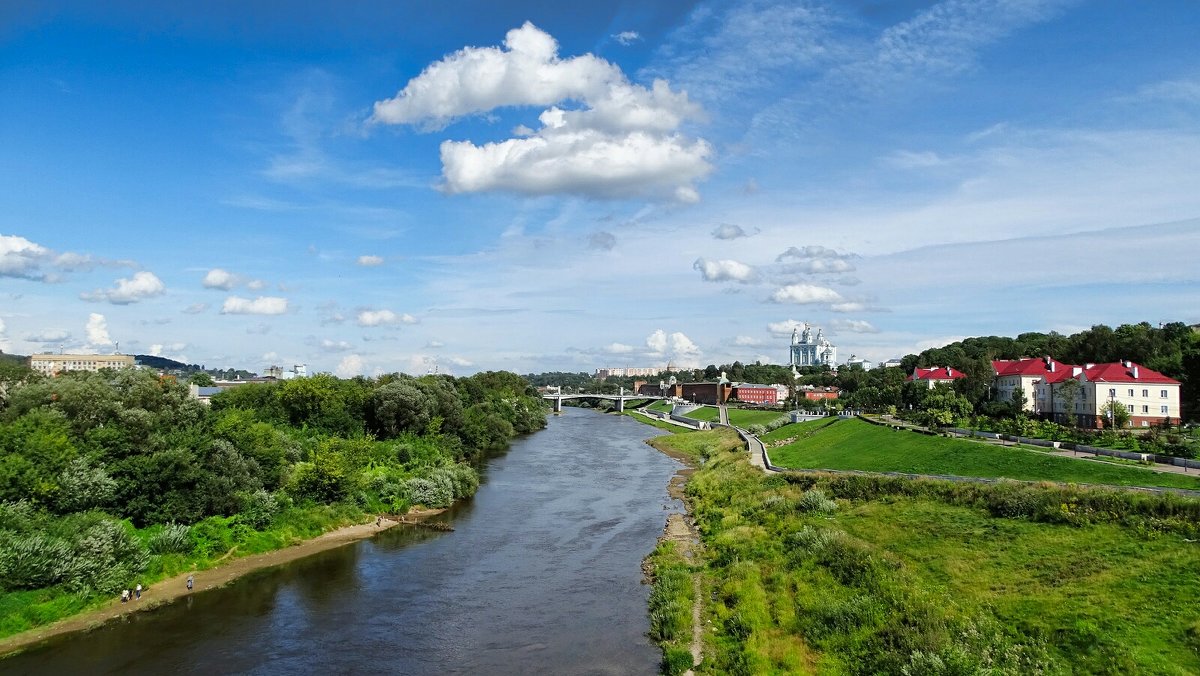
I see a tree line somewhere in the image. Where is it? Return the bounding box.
[0,365,546,627]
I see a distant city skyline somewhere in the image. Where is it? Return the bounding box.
[2,2,1198,376]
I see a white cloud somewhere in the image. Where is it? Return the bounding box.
[23,329,71,343]
[80,271,166,304]
[711,223,752,240]
[646,329,701,357]
[734,335,762,346]
[767,319,806,337]
[357,255,385,267]
[776,245,856,262]
[373,22,712,202]
[86,313,112,347]
[830,319,880,334]
[448,356,474,367]
[221,296,289,315]
[613,30,641,45]
[319,339,353,352]
[246,279,267,291]
[202,268,238,290]
[357,309,417,327]
[769,284,842,304]
[336,354,366,378]
[148,342,187,357]
[425,340,445,348]
[0,234,50,279]
[603,342,635,354]
[694,257,756,283]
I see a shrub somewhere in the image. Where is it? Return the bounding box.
[797,488,838,514]
[188,515,236,557]
[238,489,280,530]
[148,522,192,554]
[662,646,695,675]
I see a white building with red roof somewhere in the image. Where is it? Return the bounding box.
[1065,361,1181,428]
[907,366,967,389]
[992,356,1073,414]
[992,357,1182,427]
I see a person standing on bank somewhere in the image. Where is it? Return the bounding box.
[135,583,142,600]
[121,589,129,603]
[187,575,194,591]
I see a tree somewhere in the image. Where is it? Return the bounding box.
[1099,399,1131,429]
[370,379,433,438]
[189,371,215,386]
[1054,379,1082,427]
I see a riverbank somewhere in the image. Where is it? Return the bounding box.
[0,509,443,658]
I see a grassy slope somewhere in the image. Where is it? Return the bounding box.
[726,409,789,427]
[682,406,720,422]
[771,418,1200,490]
[651,430,1200,674]
[760,418,838,444]
[646,400,673,414]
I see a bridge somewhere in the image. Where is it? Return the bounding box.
[541,388,663,413]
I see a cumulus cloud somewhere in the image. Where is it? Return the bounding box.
[221,296,289,315]
[588,231,617,251]
[357,255,384,267]
[711,223,753,240]
[202,268,238,290]
[1,234,128,281]
[148,342,187,357]
[734,335,763,346]
[86,313,112,347]
[646,329,701,357]
[425,340,445,348]
[777,245,856,262]
[448,356,474,367]
[0,234,51,279]
[372,22,712,202]
[694,257,756,283]
[780,258,855,274]
[769,284,842,304]
[81,271,166,304]
[357,309,417,327]
[767,319,806,337]
[23,329,71,343]
[613,30,641,45]
[830,319,880,334]
[319,339,353,352]
[336,354,366,378]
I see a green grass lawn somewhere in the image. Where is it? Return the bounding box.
[770,418,1200,490]
[649,430,1200,674]
[645,400,673,413]
[622,410,694,434]
[682,406,720,421]
[837,499,1200,673]
[726,408,789,427]
[760,417,838,444]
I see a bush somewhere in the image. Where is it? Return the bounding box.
[797,488,838,514]
[662,646,695,675]
[147,522,192,554]
[188,515,236,557]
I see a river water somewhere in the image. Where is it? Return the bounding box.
[3,408,682,675]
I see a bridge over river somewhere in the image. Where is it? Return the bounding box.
[541,389,663,413]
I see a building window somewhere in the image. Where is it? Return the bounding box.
[1142,389,1148,397]
[1161,390,1168,398]
[1161,405,1169,414]
[1127,388,1134,396]
[1142,405,1149,414]
[1126,403,1135,413]
[1108,388,1116,396]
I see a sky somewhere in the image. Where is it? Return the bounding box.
[2,0,1199,378]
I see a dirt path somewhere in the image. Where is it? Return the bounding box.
[0,510,443,658]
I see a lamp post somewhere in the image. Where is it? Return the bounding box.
[1109,390,1116,430]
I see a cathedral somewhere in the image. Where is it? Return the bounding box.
[789,323,837,368]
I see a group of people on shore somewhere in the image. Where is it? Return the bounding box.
[119,574,196,604]
[119,584,143,603]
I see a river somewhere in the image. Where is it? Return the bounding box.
[2,408,682,675]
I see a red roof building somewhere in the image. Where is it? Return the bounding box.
[907,366,967,388]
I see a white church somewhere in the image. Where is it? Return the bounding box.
[789,323,837,368]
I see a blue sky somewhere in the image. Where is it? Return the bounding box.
[2,0,1198,376]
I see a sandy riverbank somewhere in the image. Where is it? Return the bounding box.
[0,509,444,658]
